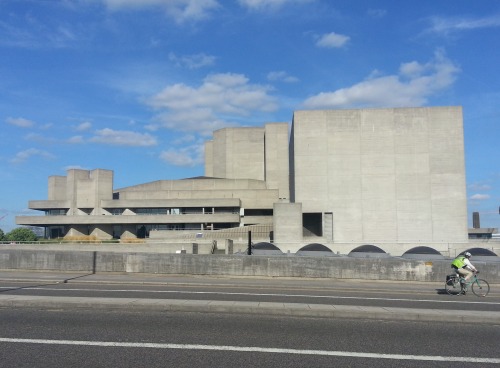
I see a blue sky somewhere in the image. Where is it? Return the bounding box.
[1,0,499,232]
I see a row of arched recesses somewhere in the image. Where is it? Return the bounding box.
[250,242,499,259]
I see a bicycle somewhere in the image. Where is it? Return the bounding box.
[445,272,490,297]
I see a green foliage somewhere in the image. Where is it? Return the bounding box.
[6,227,38,242]
[0,228,5,241]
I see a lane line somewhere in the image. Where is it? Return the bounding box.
[0,337,498,363]
[1,286,498,305]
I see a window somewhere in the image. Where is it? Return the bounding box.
[303,213,322,236]
[46,209,67,216]
[136,208,168,215]
[244,209,273,216]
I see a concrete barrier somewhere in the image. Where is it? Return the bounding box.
[1,249,499,282]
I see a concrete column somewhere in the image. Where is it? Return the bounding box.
[324,212,333,241]
[273,202,303,246]
[225,239,234,254]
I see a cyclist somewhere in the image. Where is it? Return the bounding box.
[451,252,478,294]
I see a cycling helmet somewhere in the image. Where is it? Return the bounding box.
[464,251,472,258]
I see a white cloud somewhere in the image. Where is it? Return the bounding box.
[89,128,158,146]
[468,183,492,191]
[64,165,89,171]
[303,49,460,109]
[267,71,299,83]
[10,148,56,164]
[427,14,500,35]
[0,13,80,49]
[67,136,85,144]
[24,133,57,144]
[238,0,312,11]
[316,32,350,48]
[147,72,278,135]
[76,121,92,131]
[40,123,54,130]
[100,0,220,23]
[172,134,196,145]
[6,117,35,128]
[169,52,216,69]
[469,194,491,201]
[144,123,160,132]
[159,143,204,167]
[399,61,425,78]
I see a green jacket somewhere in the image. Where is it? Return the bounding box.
[451,255,466,269]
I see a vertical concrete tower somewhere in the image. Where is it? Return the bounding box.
[290,106,468,244]
[205,123,289,199]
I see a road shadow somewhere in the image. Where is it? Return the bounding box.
[435,288,449,295]
[0,273,94,293]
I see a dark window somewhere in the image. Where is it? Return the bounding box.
[303,213,322,236]
[245,209,273,216]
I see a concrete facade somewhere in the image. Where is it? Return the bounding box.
[16,106,478,257]
[205,122,290,199]
[290,107,468,247]
[20,170,280,240]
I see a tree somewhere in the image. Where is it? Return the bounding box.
[0,228,5,241]
[6,227,38,242]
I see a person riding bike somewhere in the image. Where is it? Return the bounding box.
[451,252,478,294]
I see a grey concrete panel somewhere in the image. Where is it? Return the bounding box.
[273,202,303,244]
[204,140,213,177]
[291,106,467,245]
[1,250,500,282]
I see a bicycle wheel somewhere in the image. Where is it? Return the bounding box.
[472,279,490,297]
[445,278,461,295]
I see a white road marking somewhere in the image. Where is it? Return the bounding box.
[1,286,498,305]
[0,337,499,363]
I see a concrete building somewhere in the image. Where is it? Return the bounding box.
[17,123,289,241]
[287,106,468,253]
[17,107,478,255]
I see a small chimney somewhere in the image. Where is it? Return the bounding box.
[472,212,480,229]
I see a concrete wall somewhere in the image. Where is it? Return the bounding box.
[48,176,67,201]
[211,127,265,181]
[204,140,214,177]
[1,249,499,282]
[273,202,303,248]
[264,123,290,199]
[291,107,468,245]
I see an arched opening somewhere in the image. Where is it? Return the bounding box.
[348,244,389,258]
[298,243,332,252]
[402,246,444,260]
[251,242,283,255]
[296,243,336,257]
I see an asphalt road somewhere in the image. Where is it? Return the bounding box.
[0,272,499,312]
[1,308,499,367]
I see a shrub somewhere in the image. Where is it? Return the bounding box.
[6,227,38,242]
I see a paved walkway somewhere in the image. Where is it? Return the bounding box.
[0,271,498,324]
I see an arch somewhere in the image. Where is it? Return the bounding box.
[350,244,386,253]
[402,246,444,260]
[251,242,284,256]
[252,242,280,251]
[462,248,498,257]
[348,244,389,258]
[298,243,333,252]
[403,246,442,255]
